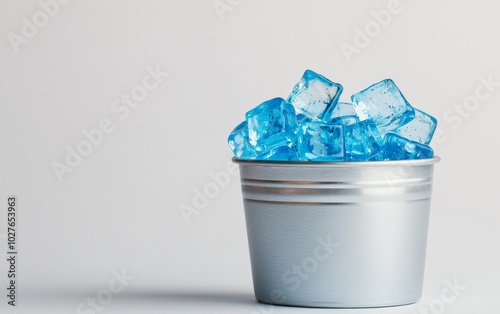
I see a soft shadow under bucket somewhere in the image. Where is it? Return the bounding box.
[234,157,440,308]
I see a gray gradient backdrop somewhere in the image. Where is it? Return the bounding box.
[1,0,499,313]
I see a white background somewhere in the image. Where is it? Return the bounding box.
[1,0,499,313]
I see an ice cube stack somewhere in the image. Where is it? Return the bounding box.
[228,70,437,161]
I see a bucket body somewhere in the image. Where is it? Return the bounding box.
[235,157,440,308]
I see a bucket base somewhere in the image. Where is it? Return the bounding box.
[256,297,419,309]
[245,201,428,309]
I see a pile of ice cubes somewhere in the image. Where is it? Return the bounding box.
[228,70,437,161]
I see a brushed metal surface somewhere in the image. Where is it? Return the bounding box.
[234,157,440,308]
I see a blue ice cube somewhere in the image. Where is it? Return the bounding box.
[344,119,385,161]
[228,121,258,159]
[351,79,415,135]
[245,98,298,152]
[256,144,299,161]
[329,115,359,126]
[296,113,312,124]
[392,108,437,145]
[327,101,357,120]
[297,121,344,161]
[287,70,343,120]
[384,133,434,160]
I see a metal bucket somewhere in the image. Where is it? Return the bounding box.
[234,157,440,308]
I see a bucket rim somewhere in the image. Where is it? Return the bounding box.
[233,156,441,167]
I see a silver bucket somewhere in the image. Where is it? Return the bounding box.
[234,157,440,308]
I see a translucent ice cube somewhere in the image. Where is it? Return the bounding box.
[351,79,415,135]
[344,119,385,161]
[296,113,311,124]
[297,121,344,161]
[246,97,298,152]
[287,70,343,120]
[256,144,299,161]
[327,101,357,120]
[392,108,437,145]
[227,72,438,162]
[384,133,434,160]
[228,121,258,159]
[329,115,359,127]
